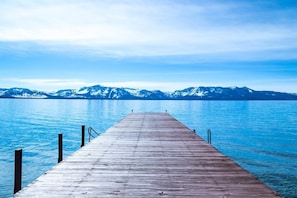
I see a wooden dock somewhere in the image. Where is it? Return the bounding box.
[15,112,281,197]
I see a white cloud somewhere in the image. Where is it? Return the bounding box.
[6,79,217,92]
[100,81,180,91]
[100,81,224,92]
[4,78,297,93]
[0,0,296,58]
[8,78,92,91]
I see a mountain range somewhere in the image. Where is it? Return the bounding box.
[0,85,297,100]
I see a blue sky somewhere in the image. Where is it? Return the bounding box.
[1,0,297,93]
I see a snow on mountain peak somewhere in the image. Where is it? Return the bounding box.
[0,85,296,100]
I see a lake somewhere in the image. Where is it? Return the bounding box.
[0,99,297,198]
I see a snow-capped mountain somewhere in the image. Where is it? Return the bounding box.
[171,86,297,100]
[75,85,134,99]
[0,88,49,98]
[171,86,253,99]
[51,89,78,98]
[0,85,297,100]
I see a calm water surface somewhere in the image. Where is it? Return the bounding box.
[0,99,297,197]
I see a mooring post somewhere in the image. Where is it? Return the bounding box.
[81,125,85,147]
[58,133,63,163]
[207,129,212,144]
[14,149,22,194]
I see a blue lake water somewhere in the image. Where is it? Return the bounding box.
[0,99,297,198]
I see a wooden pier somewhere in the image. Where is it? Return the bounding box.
[14,112,280,197]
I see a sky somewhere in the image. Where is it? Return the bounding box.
[1,0,297,93]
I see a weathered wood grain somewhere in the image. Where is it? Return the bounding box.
[14,112,281,197]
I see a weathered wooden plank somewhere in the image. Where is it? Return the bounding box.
[14,112,281,197]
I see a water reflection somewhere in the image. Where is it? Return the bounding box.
[0,99,296,197]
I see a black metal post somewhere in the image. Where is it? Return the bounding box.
[81,125,85,147]
[58,133,63,163]
[207,129,212,144]
[14,149,22,194]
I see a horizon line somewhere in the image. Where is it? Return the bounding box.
[1,84,296,95]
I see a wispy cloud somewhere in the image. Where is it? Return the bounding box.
[6,79,222,92]
[0,0,296,59]
[100,81,190,92]
[100,81,233,92]
[8,78,92,91]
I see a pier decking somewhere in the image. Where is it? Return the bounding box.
[15,112,280,197]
